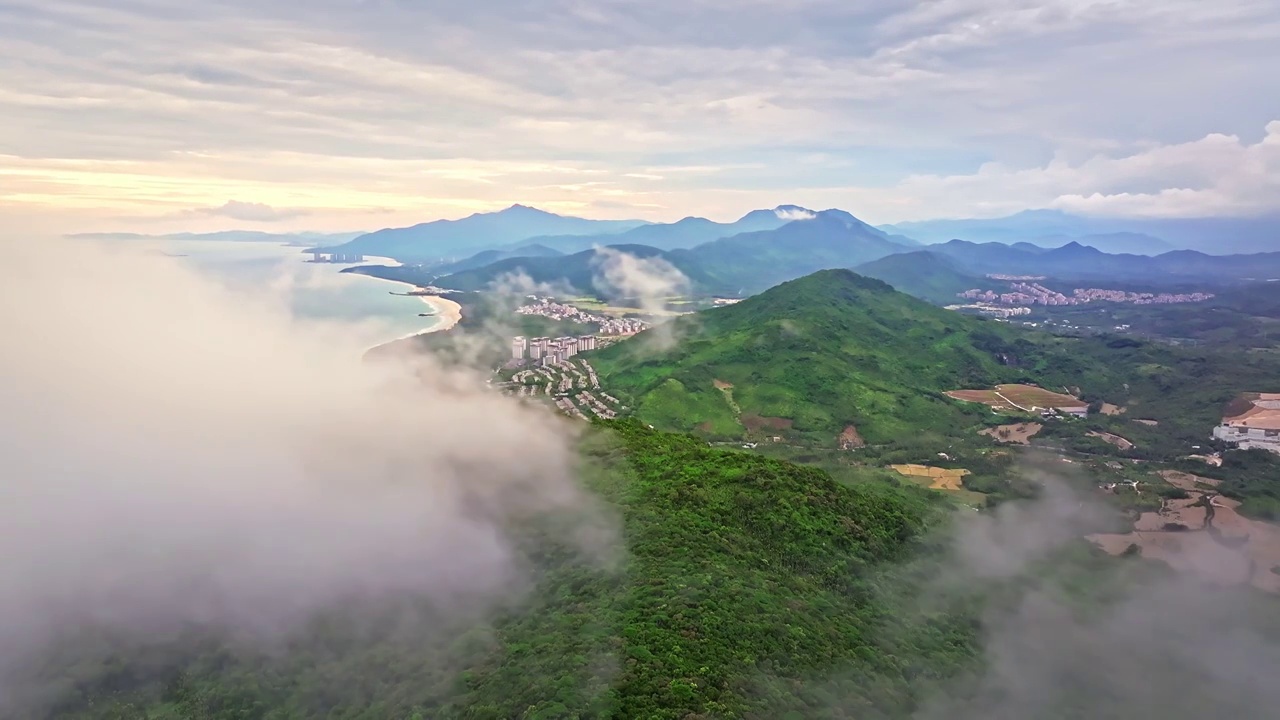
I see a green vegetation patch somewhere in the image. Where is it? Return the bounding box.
[35,421,979,720]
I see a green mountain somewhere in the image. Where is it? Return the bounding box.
[590,269,1015,443]
[516,205,814,253]
[435,244,717,298]
[432,243,564,275]
[324,205,646,262]
[668,210,913,294]
[431,209,914,298]
[853,251,983,304]
[28,421,975,720]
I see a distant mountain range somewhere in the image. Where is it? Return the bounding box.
[436,244,719,298]
[323,205,647,261]
[420,208,1280,303]
[881,209,1280,255]
[433,209,916,297]
[510,205,907,254]
[928,240,1280,283]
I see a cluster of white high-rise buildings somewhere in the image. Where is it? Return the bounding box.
[511,335,598,366]
[515,298,649,335]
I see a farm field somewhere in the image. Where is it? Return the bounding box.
[947,383,1087,413]
[889,465,986,507]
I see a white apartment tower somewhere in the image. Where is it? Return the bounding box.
[511,336,527,360]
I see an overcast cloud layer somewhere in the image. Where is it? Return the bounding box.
[1,0,1277,234]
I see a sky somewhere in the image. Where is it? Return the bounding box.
[1,0,1277,235]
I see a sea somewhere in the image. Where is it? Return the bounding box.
[155,239,439,345]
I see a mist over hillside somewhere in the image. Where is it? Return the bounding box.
[0,238,612,715]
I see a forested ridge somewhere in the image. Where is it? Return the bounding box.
[25,421,981,720]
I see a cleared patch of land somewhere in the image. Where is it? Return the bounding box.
[1135,418,1159,426]
[838,425,864,450]
[1133,498,1207,531]
[980,422,1042,445]
[1186,454,1224,467]
[1100,403,1126,415]
[1089,430,1135,450]
[741,414,793,432]
[567,299,687,318]
[1159,469,1221,491]
[946,384,1087,413]
[1091,472,1280,593]
[890,464,970,490]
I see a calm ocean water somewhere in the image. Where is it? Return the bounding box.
[160,239,439,344]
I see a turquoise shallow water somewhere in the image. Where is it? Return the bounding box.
[160,239,439,344]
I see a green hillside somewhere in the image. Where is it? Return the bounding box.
[668,210,912,295]
[31,421,977,720]
[853,251,984,305]
[435,244,719,298]
[432,210,914,299]
[590,269,1016,444]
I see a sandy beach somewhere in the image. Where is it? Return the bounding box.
[416,294,462,335]
[352,271,463,341]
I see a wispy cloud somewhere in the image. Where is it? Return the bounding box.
[187,200,309,222]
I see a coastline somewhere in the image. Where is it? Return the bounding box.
[344,270,463,342]
[414,294,462,336]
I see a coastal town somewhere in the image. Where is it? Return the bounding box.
[498,356,624,421]
[510,334,599,366]
[515,297,649,336]
[958,281,1214,307]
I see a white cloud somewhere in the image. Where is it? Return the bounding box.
[190,200,309,222]
[0,236,613,698]
[775,207,816,220]
[0,0,1276,231]
[883,121,1280,219]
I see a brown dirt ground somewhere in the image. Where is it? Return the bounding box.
[1090,531,1255,586]
[740,414,793,433]
[1160,470,1221,491]
[1223,392,1262,419]
[1186,454,1224,467]
[1101,403,1126,415]
[1134,498,1207,531]
[1092,482,1280,593]
[1089,431,1135,450]
[713,379,734,390]
[1135,418,1159,426]
[890,464,970,491]
[838,425,865,450]
[980,422,1042,445]
[947,383,1086,412]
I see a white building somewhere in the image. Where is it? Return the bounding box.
[511,336,527,360]
[1213,394,1280,454]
